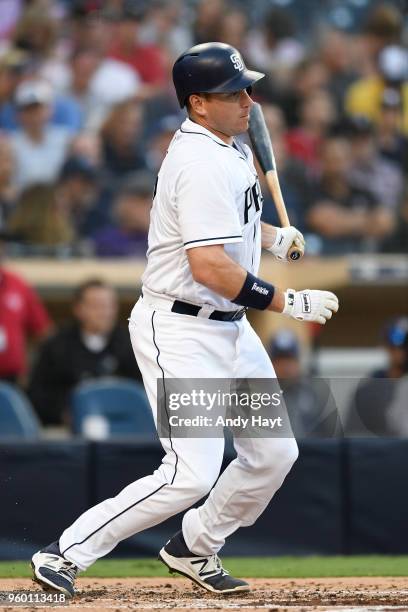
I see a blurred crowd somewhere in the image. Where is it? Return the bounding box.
[0,0,406,257]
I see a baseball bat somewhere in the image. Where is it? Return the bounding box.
[248,102,304,261]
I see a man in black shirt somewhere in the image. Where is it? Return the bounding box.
[28,278,142,426]
[306,134,394,255]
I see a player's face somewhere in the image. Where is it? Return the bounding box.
[197,88,253,142]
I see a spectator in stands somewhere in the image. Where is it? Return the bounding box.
[63,48,101,128]
[9,80,73,189]
[270,329,303,380]
[0,52,83,133]
[108,1,167,94]
[64,131,121,237]
[346,45,408,135]
[100,99,146,177]
[358,4,403,77]
[0,135,16,229]
[0,230,51,383]
[12,4,72,93]
[246,6,304,82]
[269,329,340,438]
[28,278,142,426]
[306,134,394,254]
[286,89,337,174]
[381,182,408,254]
[318,27,357,114]
[69,131,102,167]
[7,183,75,252]
[146,114,181,173]
[192,0,226,45]
[265,56,329,128]
[56,156,104,242]
[141,80,182,138]
[92,171,154,257]
[377,88,408,171]
[0,48,31,109]
[215,8,249,52]
[64,47,140,132]
[347,116,403,213]
[346,318,408,437]
[142,0,192,58]
[0,6,83,133]
[374,319,408,380]
[13,5,58,65]
[69,2,113,56]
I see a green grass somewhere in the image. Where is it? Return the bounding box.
[2,556,408,579]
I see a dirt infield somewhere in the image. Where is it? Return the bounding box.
[1,577,408,611]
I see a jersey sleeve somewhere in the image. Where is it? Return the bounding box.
[176,159,243,250]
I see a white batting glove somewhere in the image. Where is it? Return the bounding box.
[267,226,305,260]
[283,289,339,325]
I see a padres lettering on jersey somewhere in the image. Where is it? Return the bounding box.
[142,118,263,310]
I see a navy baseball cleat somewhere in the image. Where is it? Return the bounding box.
[31,541,78,599]
[158,531,249,593]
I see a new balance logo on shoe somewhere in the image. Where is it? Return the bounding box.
[158,530,250,594]
[31,550,78,599]
[191,557,218,577]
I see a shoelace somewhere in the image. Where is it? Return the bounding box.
[207,554,229,577]
[43,555,77,583]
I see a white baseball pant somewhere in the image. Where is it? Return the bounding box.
[59,294,298,570]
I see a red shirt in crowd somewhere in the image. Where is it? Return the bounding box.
[0,268,51,378]
[285,129,322,174]
[108,43,167,85]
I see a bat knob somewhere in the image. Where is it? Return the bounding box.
[287,246,304,262]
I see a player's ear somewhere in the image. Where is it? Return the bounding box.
[189,93,206,118]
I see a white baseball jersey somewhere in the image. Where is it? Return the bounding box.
[142,117,264,310]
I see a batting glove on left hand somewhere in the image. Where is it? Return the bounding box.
[267,226,305,261]
[283,289,339,325]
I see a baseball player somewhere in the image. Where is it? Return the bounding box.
[31,43,339,597]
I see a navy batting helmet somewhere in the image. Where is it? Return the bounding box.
[172,42,265,108]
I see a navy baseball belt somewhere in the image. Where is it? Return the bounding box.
[171,300,246,321]
[141,289,246,321]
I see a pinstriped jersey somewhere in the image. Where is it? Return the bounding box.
[142,118,263,310]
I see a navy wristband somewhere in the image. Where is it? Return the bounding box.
[232,272,275,310]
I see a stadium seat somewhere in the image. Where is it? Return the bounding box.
[0,382,41,439]
[70,377,156,439]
